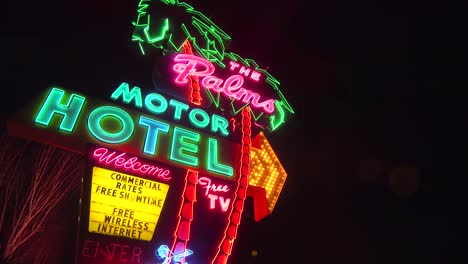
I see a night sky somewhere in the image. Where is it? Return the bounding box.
[2,0,466,263]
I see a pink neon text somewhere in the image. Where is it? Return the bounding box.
[198,176,229,196]
[92,147,171,181]
[198,177,230,212]
[228,61,261,81]
[173,54,275,114]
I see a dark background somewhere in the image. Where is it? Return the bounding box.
[1,0,466,263]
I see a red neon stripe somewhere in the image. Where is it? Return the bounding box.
[211,107,252,264]
[182,41,202,105]
[170,169,198,262]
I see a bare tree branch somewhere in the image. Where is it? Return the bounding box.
[1,139,83,262]
[0,134,28,237]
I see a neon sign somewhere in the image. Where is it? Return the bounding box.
[31,86,236,178]
[92,147,172,181]
[111,82,230,137]
[198,177,229,196]
[173,54,275,114]
[5,1,294,263]
[198,176,231,212]
[132,0,295,132]
[88,166,169,241]
[156,244,193,264]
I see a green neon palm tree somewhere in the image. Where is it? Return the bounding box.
[131,0,294,132]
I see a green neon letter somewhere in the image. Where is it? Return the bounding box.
[207,138,233,177]
[138,116,169,155]
[170,127,199,167]
[111,82,143,109]
[88,106,134,144]
[188,108,209,129]
[169,99,189,120]
[145,93,168,114]
[35,88,85,132]
[211,114,229,136]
